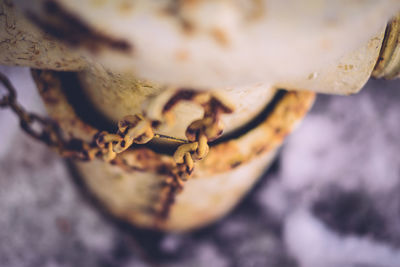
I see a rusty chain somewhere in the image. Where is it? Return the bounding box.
[0,71,164,165]
[0,72,154,162]
[169,91,234,180]
[0,72,66,150]
[0,72,234,180]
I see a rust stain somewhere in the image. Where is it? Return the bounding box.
[32,70,316,229]
[35,70,314,177]
[155,176,183,226]
[210,28,230,47]
[162,89,196,113]
[208,95,234,114]
[199,140,242,173]
[27,0,132,54]
[230,160,242,169]
[162,0,197,34]
[254,145,268,155]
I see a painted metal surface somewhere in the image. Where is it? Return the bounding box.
[33,70,314,231]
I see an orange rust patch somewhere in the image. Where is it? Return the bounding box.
[32,70,316,230]
[211,28,230,47]
[116,148,176,174]
[33,70,315,179]
[200,140,241,173]
[181,20,195,34]
[118,1,134,15]
[155,179,182,226]
[254,145,269,156]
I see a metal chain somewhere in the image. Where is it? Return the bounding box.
[0,72,154,162]
[0,72,67,151]
[0,72,234,180]
[169,91,235,180]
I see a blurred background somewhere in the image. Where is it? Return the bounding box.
[1,66,400,267]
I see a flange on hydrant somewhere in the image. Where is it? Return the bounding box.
[1,0,400,231]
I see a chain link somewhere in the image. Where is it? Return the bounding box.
[168,91,234,180]
[0,72,65,149]
[0,72,234,181]
[0,72,158,163]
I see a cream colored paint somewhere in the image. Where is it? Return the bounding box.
[13,0,400,92]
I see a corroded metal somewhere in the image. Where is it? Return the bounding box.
[2,0,400,233]
[373,13,400,79]
[0,0,87,70]
[32,70,315,231]
[0,72,64,149]
[12,0,400,91]
[4,70,229,181]
[1,70,157,162]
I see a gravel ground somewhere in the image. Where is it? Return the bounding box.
[1,66,400,267]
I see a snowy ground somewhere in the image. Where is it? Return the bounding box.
[1,66,400,267]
